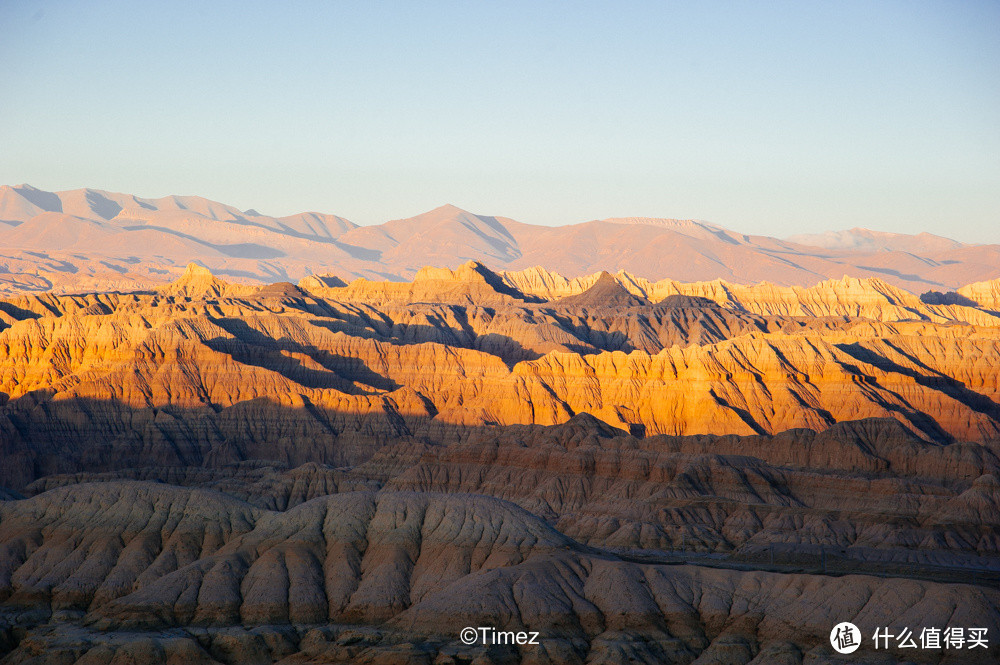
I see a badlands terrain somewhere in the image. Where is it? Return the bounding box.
[0,255,999,664]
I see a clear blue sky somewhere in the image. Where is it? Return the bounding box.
[2,1,998,240]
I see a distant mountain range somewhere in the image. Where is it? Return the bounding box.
[2,183,998,295]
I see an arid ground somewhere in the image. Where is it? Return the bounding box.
[1,255,998,664]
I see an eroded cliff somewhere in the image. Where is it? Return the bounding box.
[1,263,998,664]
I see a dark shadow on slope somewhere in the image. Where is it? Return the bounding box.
[856,265,943,286]
[831,352,957,443]
[536,303,771,353]
[852,340,1000,428]
[466,262,538,300]
[4,389,1000,588]
[840,341,1000,429]
[302,275,348,289]
[84,190,123,220]
[0,395,476,492]
[708,389,767,435]
[920,290,978,307]
[304,308,549,366]
[0,302,42,321]
[330,238,383,261]
[458,221,522,261]
[121,225,286,259]
[207,318,401,393]
[163,212,382,260]
[5,387,994,498]
[13,187,62,213]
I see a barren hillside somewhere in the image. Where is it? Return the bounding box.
[1,262,998,663]
[4,185,1000,296]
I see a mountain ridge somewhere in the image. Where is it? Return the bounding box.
[2,184,999,297]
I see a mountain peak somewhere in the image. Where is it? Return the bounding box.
[181,262,214,279]
[158,263,252,299]
[412,260,534,300]
[555,271,650,308]
[404,203,479,223]
[373,204,521,265]
[164,262,218,294]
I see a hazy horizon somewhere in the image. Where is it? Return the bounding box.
[2,1,998,242]
[1,181,994,245]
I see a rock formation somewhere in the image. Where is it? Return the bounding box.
[552,272,650,308]
[1,484,997,664]
[157,263,258,299]
[960,278,1000,311]
[1,262,999,663]
[501,267,1000,325]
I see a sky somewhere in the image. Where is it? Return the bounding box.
[1,0,998,241]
